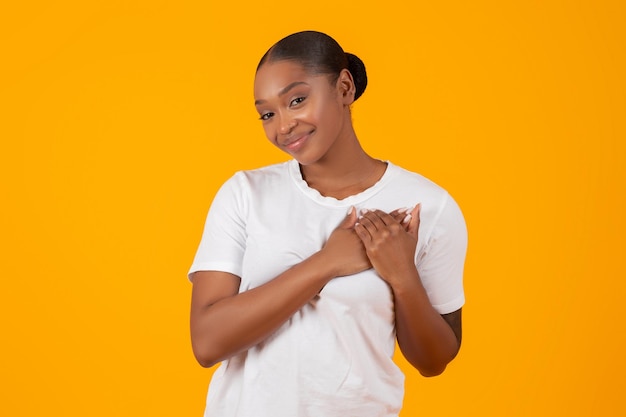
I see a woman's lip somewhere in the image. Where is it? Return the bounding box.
[283,132,312,151]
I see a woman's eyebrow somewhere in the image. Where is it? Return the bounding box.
[278,81,309,96]
[255,82,309,105]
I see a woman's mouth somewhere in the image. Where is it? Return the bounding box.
[283,132,313,152]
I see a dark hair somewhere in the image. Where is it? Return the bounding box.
[257,31,368,101]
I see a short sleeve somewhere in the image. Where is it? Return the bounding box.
[417,193,467,314]
[188,173,248,280]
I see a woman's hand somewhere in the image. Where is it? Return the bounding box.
[319,207,372,277]
[389,207,416,232]
[354,205,421,286]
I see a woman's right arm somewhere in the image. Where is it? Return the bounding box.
[190,208,369,368]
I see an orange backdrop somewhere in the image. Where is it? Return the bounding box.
[2,1,625,415]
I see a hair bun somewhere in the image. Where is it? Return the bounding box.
[346,53,368,101]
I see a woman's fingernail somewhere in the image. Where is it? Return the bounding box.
[403,214,412,224]
[398,207,410,214]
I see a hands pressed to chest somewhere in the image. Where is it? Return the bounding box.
[191,204,461,374]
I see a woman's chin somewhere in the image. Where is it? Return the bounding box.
[291,153,321,166]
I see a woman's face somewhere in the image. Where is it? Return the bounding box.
[254,60,353,165]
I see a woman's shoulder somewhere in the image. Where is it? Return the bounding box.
[386,162,466,246]
[219,160,294,195]
[233,160,292,183]
[238,160,291,175]
[384,162,464,224]
[210,161,294,210]
[386,162,451,198]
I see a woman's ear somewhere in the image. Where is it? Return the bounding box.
[337,69,356,105]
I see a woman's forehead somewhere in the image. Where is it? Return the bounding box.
[254,61,323,100]
[255,61,308,83]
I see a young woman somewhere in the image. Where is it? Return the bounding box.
[189,31,467,417]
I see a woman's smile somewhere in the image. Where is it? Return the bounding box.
[282,130,314,152]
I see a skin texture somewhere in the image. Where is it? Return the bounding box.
[190,60,462,375]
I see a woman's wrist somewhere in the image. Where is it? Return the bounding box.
[386,268,424,298]
[304,250,339,285]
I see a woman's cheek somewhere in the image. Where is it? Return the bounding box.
[262,124,277,145]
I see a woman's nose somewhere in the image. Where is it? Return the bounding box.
[279,117,297,135]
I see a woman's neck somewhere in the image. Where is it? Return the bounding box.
[299,135,387,200]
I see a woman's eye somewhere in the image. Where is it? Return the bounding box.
[290,97,306,107]
[259,112,274,121]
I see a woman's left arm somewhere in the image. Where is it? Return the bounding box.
[393,276,462,376]
[355,206,462,377]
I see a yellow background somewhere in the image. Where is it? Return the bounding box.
[2,1,624,415]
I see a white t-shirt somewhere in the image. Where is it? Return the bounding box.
[189,159,467,417]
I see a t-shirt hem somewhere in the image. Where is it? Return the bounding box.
[432,295,465,315]
[188,262,242,281]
